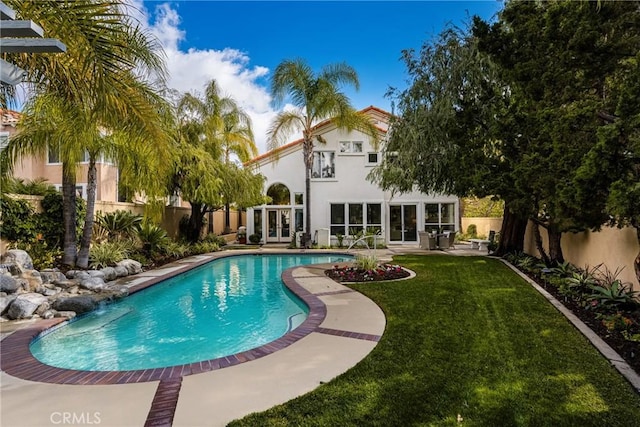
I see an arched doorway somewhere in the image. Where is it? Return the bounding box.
[266,184,292,242]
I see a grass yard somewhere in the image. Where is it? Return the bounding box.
[230,255,640,427]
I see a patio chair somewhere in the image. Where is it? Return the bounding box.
[438,233,450,250]
[447,231,456,249]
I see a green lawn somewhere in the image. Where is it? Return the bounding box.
[230,255,640,427]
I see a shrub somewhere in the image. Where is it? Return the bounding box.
[89,241,129,269]
[163,241,191,258]
[202,233,228,247]
[9,238,61,270]
[248,233,261,244]
[3,177,56,196]
[191,241,219,254]
[0,195,37,242]
[137,221,169,256]
[355,254,379,271]
[588,280,639,312]
[466,224,478,239]
[39,192,85,247]
[94,210,142,241]
[335,232,345,248]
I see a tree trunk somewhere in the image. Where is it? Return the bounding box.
[634,226,640,285]
[533,221,551,266]
[77,158,97,269]
[224,201,231,234]
[187,203,206,243]
[303,139,312,247]
[61,162,78,267]
[494,205,528,257]
[547,225,564,265]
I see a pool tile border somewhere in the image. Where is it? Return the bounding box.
[0,250,364,386]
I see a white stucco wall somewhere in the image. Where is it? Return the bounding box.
[247,109,459,245]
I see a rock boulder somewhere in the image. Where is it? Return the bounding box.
[6,293,48,319]
[52,296,97,314]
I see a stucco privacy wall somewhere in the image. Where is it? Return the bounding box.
[461,217,503,238]
[524,221,639,292]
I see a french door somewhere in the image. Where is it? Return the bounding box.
[266,209,291,242]
[389,204,417,242]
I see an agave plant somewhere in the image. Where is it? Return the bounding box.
[588,280,639,311]
[136,221,169,256]
[94,210,143,241]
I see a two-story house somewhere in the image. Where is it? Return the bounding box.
[1,109,121,202]
[245,106,459,246]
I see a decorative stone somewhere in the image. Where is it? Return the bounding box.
[52,296,97,314]
[53,279,77,290]
[79,277,105,292]
[101,267,117,281]
[41,310,55,319]
[0,250,34,272]
[54,311,76,319]
[6,293,48,319]
[114,265,128,277]
[87,270,105,280]
[117,259,142,275]
[0,275,19,293]
[0,295,17,315]
[40,269,67,284]
[35,301,51,316]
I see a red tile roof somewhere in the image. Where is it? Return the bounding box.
[246,105,390,166]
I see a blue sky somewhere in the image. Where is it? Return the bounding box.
[139,1,503,152]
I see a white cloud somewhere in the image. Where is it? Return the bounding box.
[133,1,278,154]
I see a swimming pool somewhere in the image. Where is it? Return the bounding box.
[30,253,351,371]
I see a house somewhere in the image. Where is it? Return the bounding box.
[1,109,121,202]
[245,106,460,246]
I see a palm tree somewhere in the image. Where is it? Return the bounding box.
[1,0,170,267]
[267,59,380,242]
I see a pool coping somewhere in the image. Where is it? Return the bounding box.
[0,250,363,385]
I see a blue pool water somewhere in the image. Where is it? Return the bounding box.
[30,254,351,371]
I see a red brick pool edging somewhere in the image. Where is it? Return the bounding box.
[0,251,375,386]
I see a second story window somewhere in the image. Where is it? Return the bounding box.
[48,143,61,164]
[312,151,335,179]
[339,141,363,153]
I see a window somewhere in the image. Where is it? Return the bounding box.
[425,202,456,232]
[367,152,379,165]
[0,132,8,152]
[330,204,345,236]
[348,203,363,234]
[339,141,363,153]
[294,208,303,232]
[267,183,291,205]
[294,193,304,205]
[253,210,262,237]
[54,184,87,199]
[330,202,382,236]
[312,151,335,179]
[48,144,61,164]
[366,203,382,233]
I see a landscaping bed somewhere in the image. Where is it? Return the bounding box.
[325,263,410,282]
[504,254,640,375]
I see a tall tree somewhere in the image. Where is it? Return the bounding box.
[218,103,258,233]
[369,26,531,256]
[2,0,169,267]
[268,59,380,243]
[473,0,640,263]
[172,80,265,242]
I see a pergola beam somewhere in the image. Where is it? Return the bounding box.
[0,1,15,20]
[0,20,44,37]
[0,58,26,86]
[0,38,66,53]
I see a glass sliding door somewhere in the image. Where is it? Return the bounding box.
[389,204,417,242]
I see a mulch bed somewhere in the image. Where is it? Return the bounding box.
[524,272,639,375]
[325,264,410,282]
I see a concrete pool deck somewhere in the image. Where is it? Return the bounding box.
[1,248,397,427]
